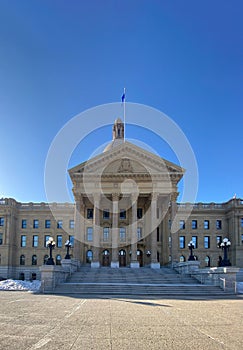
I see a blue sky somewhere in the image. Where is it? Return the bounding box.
[0,0,242,203]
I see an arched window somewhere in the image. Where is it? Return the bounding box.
[20,255,25,265]
[119,249,126,256]
[43,255,49,264]
[86,250,93,263]
[205,256,210,267]
[31,273,37,281]
[32,255,37,265]
[103,249,110,256]
[56,254,62,265]
[180,255,185,262]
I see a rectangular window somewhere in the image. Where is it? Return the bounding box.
[179,236,185,249]
[32,235,38,247]
[216,220,222,230]
[204,220,209,230]
[204,236,210,249]
[45,220,51,229]
[157,227,160,242]
[120,210,126,219]
[192,236,198,248]
[33,219,39,229]
[21,235,26,247]
[119,227,126,242]
[0,233,3,245]
[192,220,197,229]
[216,236,222,247]
[57,220,63,229]
[168,220,171,229]
[87,209,93,219]
[44,235,50,247]
[69,220,75,229]
[87,227,93,241]
[103,227,109,242]
[103,210,110,219]
[21,219,27,229]
[241,218,243,228]
[137,227,142,240]
[0,217,4,226]
[69,235,74,246]
[241,234,243,244]
[57,235,62,248]
[180,220,185,230]
[137,208,143,219]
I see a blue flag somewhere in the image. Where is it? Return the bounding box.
[121,91,125,103]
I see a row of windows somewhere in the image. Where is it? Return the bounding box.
[87,208,143,220]
[20,235,74,248]
[21,219,75,229]
[179,235,227,249]
[86,227,143,242]
[179,219,222,230]
[2,216,243,229]
[19,254,64,266]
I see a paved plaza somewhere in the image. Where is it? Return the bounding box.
[0,291,242,350]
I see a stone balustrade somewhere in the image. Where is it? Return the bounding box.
[39,259,79,292]
[174,261,240,293]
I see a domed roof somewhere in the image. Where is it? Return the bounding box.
[103,138,124,152]
[103,118,124,153]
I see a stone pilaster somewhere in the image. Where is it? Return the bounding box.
[111,193,119,268]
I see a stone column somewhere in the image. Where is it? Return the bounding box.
[111,193,119,268]
[74,196,84,262]
[91,194,101,268]
[170,194,178,267]
[150,193,160,269]
[130,194,139,268]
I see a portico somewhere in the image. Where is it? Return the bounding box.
[68,119,184,268]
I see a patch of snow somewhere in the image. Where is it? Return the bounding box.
[0,279,41,292]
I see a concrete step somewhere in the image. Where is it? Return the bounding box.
[53,282,228,296]
[53,266,231,297]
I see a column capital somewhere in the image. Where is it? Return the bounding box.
[151,192,159,202]
[112,193,120,201]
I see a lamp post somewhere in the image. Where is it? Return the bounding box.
[146,250,151,258]
[46,237,55,265]
[65,240,72,259]
[188,240,195,261]
[219,237,231,266]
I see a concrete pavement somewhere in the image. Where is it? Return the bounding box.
[0,291,242,349]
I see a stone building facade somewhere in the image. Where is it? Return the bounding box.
[0,119,243,280]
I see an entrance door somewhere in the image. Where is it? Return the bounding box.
[102,249,110,266]
[137,250,143,267]
[119,249,126,267]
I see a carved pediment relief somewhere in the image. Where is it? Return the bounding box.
[118,158,133,173]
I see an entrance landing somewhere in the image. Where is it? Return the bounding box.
[53,266,232,297]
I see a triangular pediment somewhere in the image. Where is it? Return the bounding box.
[69,141,184,179]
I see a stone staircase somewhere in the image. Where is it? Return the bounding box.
[53,266,232,298]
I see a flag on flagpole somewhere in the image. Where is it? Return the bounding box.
[121,89,125,103]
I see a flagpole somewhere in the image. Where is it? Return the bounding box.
[123,88,126,142]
